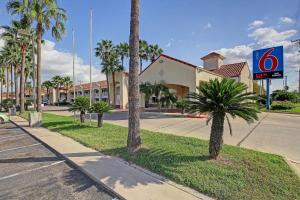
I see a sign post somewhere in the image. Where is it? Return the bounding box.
[253,46,284,110]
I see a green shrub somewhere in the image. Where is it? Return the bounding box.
[271,101,295,110]
[0,99,16,112]
[176,99,189,114]
[271,90,299,103]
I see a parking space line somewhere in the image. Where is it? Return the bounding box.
[0,143,41,154]
[0,160,65,181]
[0,134,27,141]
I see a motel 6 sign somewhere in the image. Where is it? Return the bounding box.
[253,46,284,80]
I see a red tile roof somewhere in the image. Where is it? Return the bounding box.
[212,62,246,77]
[201,52,225,60]
[140,53,223,77]
[69,80,107,91]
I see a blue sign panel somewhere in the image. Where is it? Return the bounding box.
[253,46,284,80]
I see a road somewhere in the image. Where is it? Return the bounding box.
[0,122,116,200]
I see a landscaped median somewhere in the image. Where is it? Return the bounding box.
[26,113,300,199]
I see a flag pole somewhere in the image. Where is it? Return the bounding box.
[89,9,93,124]
[72,29,76,122]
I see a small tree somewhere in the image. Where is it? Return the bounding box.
[176,99,189,114]
[187,78,259,159]
[69,96,90,123]
[140,82,153,108]
[89,101,112,127]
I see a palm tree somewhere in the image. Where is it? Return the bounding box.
[139,82,153,108]
[139,39,148,72]
[152,82,168,109]
[51,75,63,103]
[147,44,163,63]
[69,96,90,123]
[102,53,124,108]
[161,90,177,108]
[42,80,53,101]
[186,78,259,159]
[89,101,112,127]
[1,19,32,113]
[127,0,141,154]
[116,42,129,68]
[95,40,115,105]
[61,76,73,101]
[8,0,67,112]
[0,67,5,104]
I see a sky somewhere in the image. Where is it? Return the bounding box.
[0,0,299,91]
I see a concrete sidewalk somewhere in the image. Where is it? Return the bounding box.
[10,116,213,200]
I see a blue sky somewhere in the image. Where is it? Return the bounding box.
[0,0,299,91]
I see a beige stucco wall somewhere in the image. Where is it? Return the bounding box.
[195,68,222,88]
[140,56,197,92]
[239,64,253,92]
[203,57,224,71]
[108,72,129,109]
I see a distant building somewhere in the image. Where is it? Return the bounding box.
[67,80,108,103]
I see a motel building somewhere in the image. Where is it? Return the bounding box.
[67,80,109,103]
[65,52,253,109]
[105,52,253,109]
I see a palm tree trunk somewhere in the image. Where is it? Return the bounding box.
[1,76,3,104]
[20,47,26,114]
[10,65,13,100]
[0,77,3,104]
[127,0,141,155]
[97,113,103,127]
[14,65,19,106]
[112,72,116,108]
[209,112,225,159]
[105,73,110,104]
[80,111,85,123]
[36,22,43,112]
[56,86,60,103]
[6,66,9,100]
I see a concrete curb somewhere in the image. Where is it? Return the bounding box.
[283,157,300,178]
[262,111,300,115]
[10,119,125,200]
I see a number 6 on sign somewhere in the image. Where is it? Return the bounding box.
[253,46,284,80]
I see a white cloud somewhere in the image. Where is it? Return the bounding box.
[0,29,5,50]
[41,40,105,83]
[248,27,297,46]
[279,17,295,24]
[248,20,264,30]
[216,45,252,64]
[203,23,212,29]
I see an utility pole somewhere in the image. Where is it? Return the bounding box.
[292,39,300,93]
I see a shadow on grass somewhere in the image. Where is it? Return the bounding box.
[42,121,95,132]
[102,146,210,171]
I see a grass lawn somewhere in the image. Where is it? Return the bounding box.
[40,113,299,200]
[261,107,300,114]
[260,102,300,114]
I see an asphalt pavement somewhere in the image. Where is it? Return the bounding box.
[0,122,116,200]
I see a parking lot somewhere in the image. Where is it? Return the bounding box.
[0,122,115,200]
